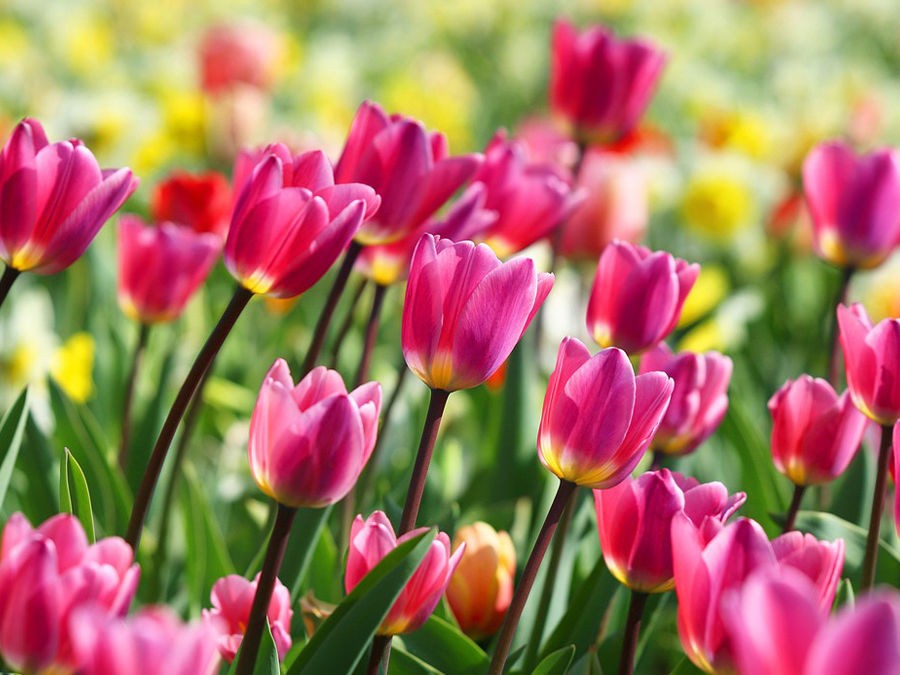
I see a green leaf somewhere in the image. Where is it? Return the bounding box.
[286,529,435,675]
[226,619,280,675]
[0,389,29,513]
[280,506,332,602]
[567,651,602,675]
[390,647,444,675]
[669,657,706,674]
[398,615,489,674]
[793,510,900,586]
[531,645,575,675]
[59,448,95,542]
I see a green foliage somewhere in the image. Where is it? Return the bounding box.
[59,448,95,542]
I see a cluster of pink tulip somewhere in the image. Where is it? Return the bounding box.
[0,15,899,675]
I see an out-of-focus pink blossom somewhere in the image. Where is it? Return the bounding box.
[199,22,281,95]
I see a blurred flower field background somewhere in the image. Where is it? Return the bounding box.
[1,0,899,673]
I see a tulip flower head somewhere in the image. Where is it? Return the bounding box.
[538,337,673,489]
[640,344,732,456]
[0,118,138,275]
[199,22,281,95]
[248,359,381,508]
[151,169,233,239]
[346,511,464,635]
[768,375,868,485]
[550,20,667,145]
[587,240,699,355]
[202,573,292,663]
[402,234,553,391]
[445,522,516,640]
[802,141,900,270]
[334,100,482,245]
[594,470,745,593]
[117,215,221,324]
[837,303,900,425]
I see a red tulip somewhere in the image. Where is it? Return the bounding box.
[586,240,699,355]
[837,303,900,425]
[248,359,381,508]
[199,22,280,95]
[640,344,732,456]
[334,100,482,245]
[538,338,673,489]
[0,118,137,274]
[151,170,232,239]
[550,19,666,144]
[802,141,900,269]
[345,511,464,635]
[768,375,867,485]
[117,215,221,324]
[401,234,553,391]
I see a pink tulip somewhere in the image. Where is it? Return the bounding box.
[472,130,579,258]
[346,511,464,635]
[71,606,220,675]
[151,170,232,239]
[401,234,553,391]
[558,148,649,261]
[640,344,732,456]
[803,589,900,675]
[802,141,900,269]
[768,375,867,485]
[586,240,699,355]
[895,424,900,537]
[444,522,516,640]
[199,22,280,95]
[334,100,482,245]
[771,531,844,612]
[837,303,900,425]
[202,573,292,663]
[117,216,221,324]
[550,19,666,144]
[225,145,380,298]
[538,338,673,489]
[0,118,138,274]
[248,359,381,508]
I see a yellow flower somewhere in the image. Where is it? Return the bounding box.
[681,172,754,242]
[678,265,729,327]
[51,334,95,403]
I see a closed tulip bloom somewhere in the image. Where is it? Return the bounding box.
[117,216,221,324]
[802,141,900,269]
[225,146,380,297]
[445,522,516,640]
[346,511,464,635]
[402,234,553,391]
[0,118,138,274]
[334,100,482,245]
[202,574,292,663]
[151,170,232,239]
[771,531,844,612]
[895,424,900,537]
[473,130,579,258]
[595,470,744,593]
[768,375,867,485]
[587,240,699,355]
[837,303,900,424]
[71,606,220,675]
[199,22,280,95]
[538,338,673,489]
[640,344,733,456]
[248,359,381,508]
[550,20,666,144]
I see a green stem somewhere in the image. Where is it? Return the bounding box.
[118,323,150,472]
[489,480,578,675]
[234,503,298,675]
[783,484,807,533]
[366,634,392,675]
[125,284,253,550]
[827,265,854,387]
[355,283,388,387]
[329,276,369,368]
[861,423,894,590]
[618,591,649,675]
[0,266,20,312]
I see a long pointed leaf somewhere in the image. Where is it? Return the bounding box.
[226,619,280,675]
[531,645,576,675]
[0,389,29,513]
[397,615,489,674]
[59,448,95,542]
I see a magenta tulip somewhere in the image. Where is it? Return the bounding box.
[71,606,220,675]
[0,118,138,274]
[346,511,464,635]
[401,234,553,391]
[640,344,732,456]
[771,531,844,611]
[538,337,673,489]
[202,573,292,663]
[334,100,481,245]
[225,145,379,297]
[117,215,221,324]
[594,469,745,593]
[802,141,900,269]
[895,424,900,538]
[248,359,381,508]
[472,130,578,258]
[837,303,900,425]
[586,240,699,355]
[768,375,867,485]
[550,19,666,144]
